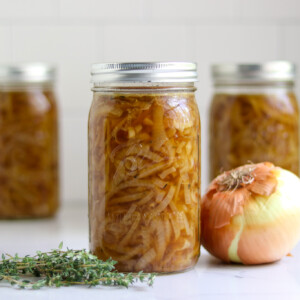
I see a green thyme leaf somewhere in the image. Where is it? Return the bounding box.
[0,244,156,289]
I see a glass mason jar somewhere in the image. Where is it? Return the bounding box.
[0,63,59,218]
[89,62,201,273]
[209,62,299,180]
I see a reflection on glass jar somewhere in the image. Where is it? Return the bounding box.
[88,62,200,273]
[209,62,299,180]
[0,64,59,218]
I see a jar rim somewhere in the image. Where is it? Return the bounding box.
[0,63,56,84]
[91,62,198,83]
[212,61,296,85]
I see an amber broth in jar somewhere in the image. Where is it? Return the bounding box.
[210,92,299,179]
[0,65,59,218]
[89,88,200,272]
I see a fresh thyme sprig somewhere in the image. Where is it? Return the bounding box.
[0,243,155,289]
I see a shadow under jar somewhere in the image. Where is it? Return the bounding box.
[0,64,59,218]
[209,62,299,180]
[88,62,201,273]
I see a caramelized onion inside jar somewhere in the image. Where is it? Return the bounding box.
[0,88,59,218]
[209,92,299,180]
[88,91,200,273]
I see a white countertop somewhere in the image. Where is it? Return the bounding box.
[1,203,300,300]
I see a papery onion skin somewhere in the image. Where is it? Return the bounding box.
[201,162,300,265]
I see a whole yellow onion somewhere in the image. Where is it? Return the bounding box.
[201,162,300,264]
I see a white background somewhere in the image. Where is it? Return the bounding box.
[1,0,300,203]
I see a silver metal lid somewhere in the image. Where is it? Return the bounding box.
[212,61,296,85]
[91,62,198,83]
[0,63,55,83]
